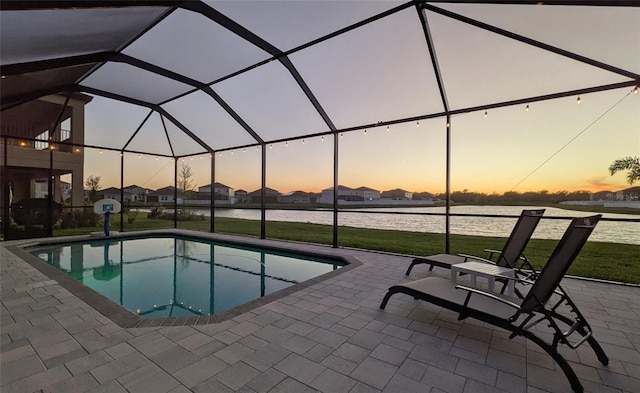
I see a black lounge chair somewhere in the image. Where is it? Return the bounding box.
[381,215,606,393]
[405,209,545,276]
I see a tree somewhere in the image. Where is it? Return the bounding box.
[85,175,101,202]
[609,156,640,185]
[177,163,196,197]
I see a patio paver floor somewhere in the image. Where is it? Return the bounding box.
[2,231,639,393]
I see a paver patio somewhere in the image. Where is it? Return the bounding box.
[2,231,639,393]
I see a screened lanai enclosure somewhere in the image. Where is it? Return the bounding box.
[1,1,639,255]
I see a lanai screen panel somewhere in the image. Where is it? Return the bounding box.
[439,4,640,74]
[126,112,174,157]
[0,7,169,64]
[123,8,271,84]
[163,117,209,157]
[81,62,193,105]
[161,90,258,151]
[208,0,402,52]
[290,8,443,130]
[449,87,639,193]
[214,61,330,141]
[424,8,629,111]
[84,96,154,151]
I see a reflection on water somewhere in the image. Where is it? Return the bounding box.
[209,205,640,245]
[29,237,344,318]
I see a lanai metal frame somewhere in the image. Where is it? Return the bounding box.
[1,0,639,247]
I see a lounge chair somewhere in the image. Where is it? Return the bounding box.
[380,215,606,393]
[405,209,544,276]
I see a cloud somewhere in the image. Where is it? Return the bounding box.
[585,175,619,191]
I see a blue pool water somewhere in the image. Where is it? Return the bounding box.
[28,236,345,318]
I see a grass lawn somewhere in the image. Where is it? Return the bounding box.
[52,215,640,284]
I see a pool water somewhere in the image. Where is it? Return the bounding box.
[28,236,345,318]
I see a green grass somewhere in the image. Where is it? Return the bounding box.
[52,215,640,284]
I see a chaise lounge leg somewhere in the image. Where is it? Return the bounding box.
[380,292,393,309]
[380,286,413,309]
[405,260,419,275]
[524,331,584,393]
[587,336,609,365]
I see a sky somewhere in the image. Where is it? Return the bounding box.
[79,2,639,195]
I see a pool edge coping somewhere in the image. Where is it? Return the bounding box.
[4,230,363,328]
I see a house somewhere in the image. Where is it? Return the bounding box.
[36,180,72,202]
[198,182,234,201]
[235,189,251,203]
[317,185,358,203]
[317,185,383,204]
[355,186,381,201]
[1,93,92,212]
[278,191,318,204]
[381,188,413,200]
[147,186,176,203]
[248,187,280,203]
[412,191,436,201]
[123,185,149,202]
[99,187,133,202]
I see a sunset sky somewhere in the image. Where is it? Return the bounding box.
[78,2,639,195]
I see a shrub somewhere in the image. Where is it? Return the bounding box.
[147,205,164,219]
[11,198,62,227]
[127,209,139,224]
[159,209,206,221]
[59,207,101,229]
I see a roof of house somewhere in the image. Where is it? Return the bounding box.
[149,186,176,196]
[248,187,280,196]
[199,182,232,189]
[281,191,311,197]
[322,185,353,192]
[100,187,130,194]
[356,186,380,192]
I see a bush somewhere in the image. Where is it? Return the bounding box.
[147,205,164,219]
[127,209,139,224]
[59,207,101,229]
[11,198,62,227]
[159,209,206,221]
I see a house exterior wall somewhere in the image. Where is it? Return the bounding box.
[0,94,87,209]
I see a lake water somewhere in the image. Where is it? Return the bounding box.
[206,205,640,245]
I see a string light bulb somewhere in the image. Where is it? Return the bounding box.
[484,110,488,118]
[525,104,529,112]
[416,121,420,128]
[364,129,367,135]
[446,122,450,128]
[269,144,273,149]
[386,125,389,131]
[340,133,343,139]
[321,136,324,142]
[99,149,103,154]
[138,155,142,159]
[285,142,288,147]
[576,96,581,104]
[302,139,305,144]
[634,86,639,94]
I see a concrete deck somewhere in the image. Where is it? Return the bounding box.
[2,231,639,393]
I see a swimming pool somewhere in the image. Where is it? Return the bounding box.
[26,234,351,323]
